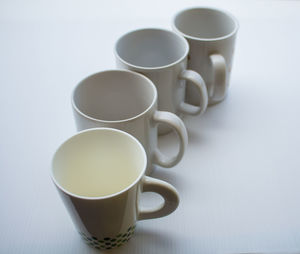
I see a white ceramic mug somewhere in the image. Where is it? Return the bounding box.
[72,70,188,175]
[172,7,239,105]
[115,28,208,134]
[51,128,179,250]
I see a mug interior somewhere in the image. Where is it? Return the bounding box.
[115,29,188,68]
[174,8,237,39]
[73,70,156,121]
[52,128,146,198]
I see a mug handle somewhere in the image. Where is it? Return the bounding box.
[138,176,179,220]
[209,54,227,101]
[178,69,208,115]
[152,111,188,168]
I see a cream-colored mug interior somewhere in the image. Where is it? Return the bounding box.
[52,129,146,198]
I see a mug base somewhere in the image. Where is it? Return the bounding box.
[208,98,225,107]
[79,225,136,250]
[208,92,228,106]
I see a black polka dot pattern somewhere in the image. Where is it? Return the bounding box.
[79,225,136,250]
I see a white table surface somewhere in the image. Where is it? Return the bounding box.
[1,0,300,253]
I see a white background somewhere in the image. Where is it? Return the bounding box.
[1,0,300,253]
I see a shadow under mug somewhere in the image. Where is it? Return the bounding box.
[51,128,179,250]
[72,70,188,175]
[115,28,208,134]
[172,7,239,105]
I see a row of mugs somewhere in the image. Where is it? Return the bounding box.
[51,7,239,250]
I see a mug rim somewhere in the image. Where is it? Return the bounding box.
[51,127,148,200]
[72,69,157,123]
[114,28,189,71]
[172,7,239,42]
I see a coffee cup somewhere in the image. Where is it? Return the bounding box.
[115,28,208,134]
[173,7,239,105]
[72,70,188,175]
[51,128,179,250]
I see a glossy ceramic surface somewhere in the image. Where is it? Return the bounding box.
[51,128,180,250]
[115,28,208,134]
[72,70,188,174]
[173,7,238,105]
